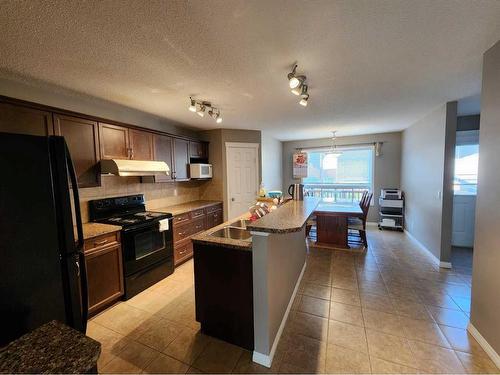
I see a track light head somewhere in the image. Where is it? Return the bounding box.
[216,111,223,123]
[299,96,309,106]
[188,97,197,112]
[197,105,205,117]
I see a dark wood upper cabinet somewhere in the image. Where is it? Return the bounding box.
[174,138,190,180]
[0,102,54,136]
[54,114,100,188]
[99,123,129,159]
[153,134,173,182]
[129,129,154,161]
[189,141,208,159]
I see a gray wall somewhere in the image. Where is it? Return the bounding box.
[252,228,306,358]
[401,103,456,262]
[457,114,480,131]
[282,132,402,222]
[261,132,283,191]
[471,40,500,355]
[0,77,199,138]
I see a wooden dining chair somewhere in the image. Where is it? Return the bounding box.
[348,192,373,248]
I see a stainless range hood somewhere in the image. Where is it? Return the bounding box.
[100,159,170,177]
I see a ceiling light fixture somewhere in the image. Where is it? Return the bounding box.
[216,111,223,124]
[188,97,223,123]
[287,63,310,106]
[299,85,309,106]
[188,97,197,112]
[197,105,205,117]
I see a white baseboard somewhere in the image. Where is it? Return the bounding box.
[252,261,307,368]
[404,229,450,269]
[468,323,500,368]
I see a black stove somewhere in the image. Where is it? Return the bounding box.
[100,211,170,226]
[88,194,174,299]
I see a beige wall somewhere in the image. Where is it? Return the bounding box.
[401,103,456,263]
[79,176,204,223]
[471,40,500,355]
[261,132,283,191]
[200,128,262,220]
[282,132,402,223]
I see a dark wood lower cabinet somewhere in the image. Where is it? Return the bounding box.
[172,203,223,266]
[84,232,124,316]
[193,243,254,350]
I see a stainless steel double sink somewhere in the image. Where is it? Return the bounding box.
[209,219,253,241]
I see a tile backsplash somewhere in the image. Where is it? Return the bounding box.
[79,176,206,222]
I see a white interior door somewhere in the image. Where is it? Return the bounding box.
[226,143,259,219]
[452,195,476,247]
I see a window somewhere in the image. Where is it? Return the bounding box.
[302,147,374,203]
[454,143,479,195]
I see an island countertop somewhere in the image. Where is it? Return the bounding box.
[191,212,253,250]
[246,197,321,234]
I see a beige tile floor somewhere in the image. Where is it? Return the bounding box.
[88,228,499,374]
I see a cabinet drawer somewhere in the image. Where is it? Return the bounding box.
[206,204,222,214]
[173,212,190,225]
[206,209,223,229]
[174,239,193,265]
[191,208,205,219]
[192,216,205,235]
[84,232,119,252]
[174,222,192,243]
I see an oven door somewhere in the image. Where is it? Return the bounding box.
[121,220,173,276]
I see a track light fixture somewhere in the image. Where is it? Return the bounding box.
[299,85,309,106]
[188,97,223,123]
[188,97,197,112]
[287,63,310,107]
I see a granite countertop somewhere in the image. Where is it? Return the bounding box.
[155,200,222,216]
[191,213,253,250]
[246,197,321,234]
[0,320,101,374]
[76,222,122,241]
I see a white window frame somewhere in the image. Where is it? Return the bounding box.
[300,145,375,204]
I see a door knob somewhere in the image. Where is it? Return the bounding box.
[231,198,235,202]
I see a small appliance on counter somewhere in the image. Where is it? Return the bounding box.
[189,163,212,179]
[89,194,174,299]
[288,183,304,201]
[378,188,404,231]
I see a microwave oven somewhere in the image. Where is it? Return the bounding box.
[189,163,212,179]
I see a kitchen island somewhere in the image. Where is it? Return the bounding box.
[191,198,320,367]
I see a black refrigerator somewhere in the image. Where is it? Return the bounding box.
[0,132,88,346]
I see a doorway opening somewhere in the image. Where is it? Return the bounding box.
[451,117,480,275]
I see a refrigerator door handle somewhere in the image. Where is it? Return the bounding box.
[65,143,89,332]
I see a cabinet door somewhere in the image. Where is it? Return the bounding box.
[189,141,202,158]
[173,138,190,180]
[129,129,154,160]
[206,209,223,229]
[153,134,173,182]
[85,244,124,315]
[0,102,54,136]
[99,123,129,159]
[54,114,100,188]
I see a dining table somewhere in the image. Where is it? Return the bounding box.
[313,199,364,249]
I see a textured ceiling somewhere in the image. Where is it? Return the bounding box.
[1,0,499,140]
